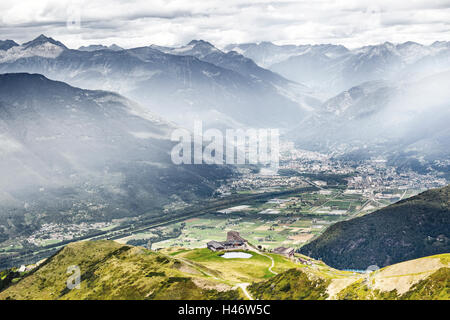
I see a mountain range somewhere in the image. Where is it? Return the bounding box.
[1,35,449,256]
[226,41,450,95]
[2,35,450,166]
[0,35,318,129]
[288,70,450,169]
[78,44,124,52]
[0,73,233,244]
[0,40,19,51]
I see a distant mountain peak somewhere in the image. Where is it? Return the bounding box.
[78,43,124,52]
[169,39,220,58]
[431,41,450,48]
[35,34,50,40]
[186,39,220,51]
[258,41,275,46]
[0,35,66,63]
[108,44,123,51]
[187,39,214,47]
[0,39,19,51]
[22,34,67,50]
[399,41,421,46]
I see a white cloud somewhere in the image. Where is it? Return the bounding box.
[0,0,449,49]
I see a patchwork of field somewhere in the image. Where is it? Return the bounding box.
[151,215,317,250]
[119,187,406,251]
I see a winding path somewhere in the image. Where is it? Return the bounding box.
[247,245,278,275]
[233,245,279,300]
[261,252,278,275]
[236,283,254,300]
[172,245,278,300]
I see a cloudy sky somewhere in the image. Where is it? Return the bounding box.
[1,0,449,49]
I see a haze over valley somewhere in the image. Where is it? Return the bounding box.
[0,29,449,300]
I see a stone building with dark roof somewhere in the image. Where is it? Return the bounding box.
[273,247,295,258]
[206,231,247,251]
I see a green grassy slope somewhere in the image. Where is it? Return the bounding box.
[300,185,450,269]
[248,269,330,300]
[401,267,450,300]
[336,267,450,300]
[0,241,448,300]
[0,241,241,300]
[171,248,298,283]
[247,253,450,300]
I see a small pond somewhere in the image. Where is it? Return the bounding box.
[221,252,253,259]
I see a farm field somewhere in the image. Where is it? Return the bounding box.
[119,186,408,251]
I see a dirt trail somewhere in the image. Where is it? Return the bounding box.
[247,245,278,275]
[236,283,254,300]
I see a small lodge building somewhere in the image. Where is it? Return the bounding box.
[207,241,225,251]
[273,247,295,258]
[207,231,247,251]
[226,231,247,244]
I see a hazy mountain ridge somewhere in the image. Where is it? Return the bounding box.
[78,44,124,52]
[159,40,291,85]
[0,35,67,63]
[223,40,450,166]
[228,41,450,95]
[0,40,19,51]
[225,42,349,68]
[153,39,321,115]
[289,70,450,166]
[0,35,314,129]
[0,73,234,243]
